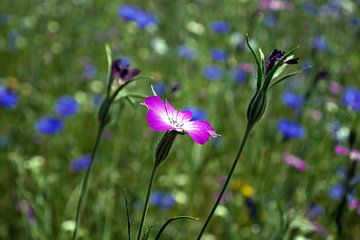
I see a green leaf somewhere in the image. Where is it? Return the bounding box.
[269,71,302,89]
[258,48,265,74]
[151,85,158,96]
[105,44,113,96]
[123,192,132,240]
[155,216,198,240]
[246,34,263,90]
[141,226,152,240]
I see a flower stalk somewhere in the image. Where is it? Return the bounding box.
[196,35,300,239]
[72,46,140,240]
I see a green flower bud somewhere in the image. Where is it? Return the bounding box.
[246,91,267,127]
[155,131,179,167]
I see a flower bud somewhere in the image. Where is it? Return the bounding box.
[155,131,178,167]
[246,91,267,127]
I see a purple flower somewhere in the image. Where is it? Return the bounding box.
[328,184,344,200]
[151,192,176,210]
[71,154,91,172]
[0,85,18,109]
[342,87,360,111]
[142,96,218,145]
[210,49,227,62]
[259,0,294,11]
[35,116,63,135]
[278,119,305,139]
[308,203,324,219]
[111,58,140,84]
[209,21,230,33]
[182,106,207,121]
[282,154,308,171]
[282,91,304,109]
[55,96,79,117]
[177,44,197,60]
[118,5,158,29]
[266,49,298,74]
[203,65,223,81]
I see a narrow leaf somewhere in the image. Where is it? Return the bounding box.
[246,34,263,90]
[258,48,265,74]
[123,192,132,240]
[105,44,113,96]
[155,216,198,240]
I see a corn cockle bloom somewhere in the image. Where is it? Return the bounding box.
[142,96,218,144]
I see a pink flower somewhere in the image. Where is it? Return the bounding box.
[282,154,308,171]
[259,0,294,11]
[142,96,218,145]
[335,145,360,161]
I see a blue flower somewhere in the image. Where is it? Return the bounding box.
[210,49,227,62]
[210,21,230,33]
[150,192,176,210]
[312,36,327,51]
[282,91,304,109]
[342,87,360,111]
[71,155,91,172]
[264,14,278,27]
[55,96,79,117]
[328,184,344,200]
[278,119,305,139]
[233,68,247,83]
[308,203,324,218]
[153,83,166,96]
[35,116,64,135]
[83,65,97,79]
[177,44,197,60]
[118,5,157,29]
[183,106,207,121]
[203,65,223,81]
[0,85,18,109]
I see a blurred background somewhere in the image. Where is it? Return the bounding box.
[1,0,360,239]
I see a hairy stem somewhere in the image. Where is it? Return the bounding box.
[72,123,105,240]
[137,164,158,240]
[196,125,252,239]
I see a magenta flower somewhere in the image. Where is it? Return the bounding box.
[335,145,360,161]
[282,154,308,171]
[142,96,218,144]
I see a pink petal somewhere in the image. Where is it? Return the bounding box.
[335,145,350,155]
[180,110,192,122]
[183,120,217,145]
[350,150,360,161]
[143,96,167,115]
[146,110,173,131]
[165,99,178,119]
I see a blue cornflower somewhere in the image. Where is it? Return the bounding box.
[210,21,230,33]
[83,65,97,79]
[282,91,304,109]
[183,106,207,121]
[210,49,227,62]
[35,116,64,135]
[308,203,324,218]
[150,192,176,210]
[328,184,344,200]
[342,87,360,111]
[312,36,327,51]
[118,5,157,29]
[233,68,247,83]
[0,85,18,109]
[278,119,305,139]
[203,65,223,81]
[71,154,91,172]
[153,83,166,96]
[177,44,197,60]
[55,96,79,117]
[264,14,278,27]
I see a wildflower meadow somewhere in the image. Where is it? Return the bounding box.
[1,0,360,239]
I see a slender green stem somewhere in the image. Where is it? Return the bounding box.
[137,164,158,240]
[72,123,105,240]
[196,125,252,240]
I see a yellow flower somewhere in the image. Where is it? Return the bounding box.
[240,184,254,197]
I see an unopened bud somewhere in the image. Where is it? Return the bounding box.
[155,131,178,167]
